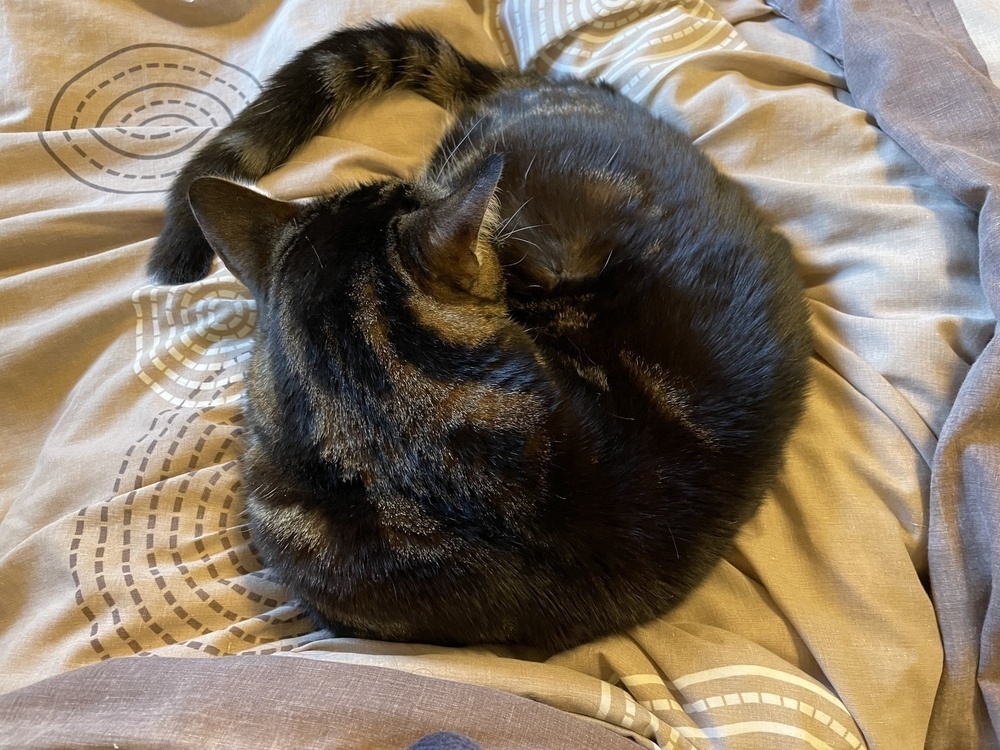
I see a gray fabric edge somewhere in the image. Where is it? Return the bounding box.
[951,0,1000,82]
[0,655,641,749]
[765,0,1000,747]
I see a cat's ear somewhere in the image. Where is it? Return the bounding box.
[187,177,300,298]
[418,153,504,300]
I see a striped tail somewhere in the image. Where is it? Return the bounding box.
[148,23,506,284]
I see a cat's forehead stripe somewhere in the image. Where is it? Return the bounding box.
[350,273,543,430]
[398,272,507,350]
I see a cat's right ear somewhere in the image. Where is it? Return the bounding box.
[188,177,300,298]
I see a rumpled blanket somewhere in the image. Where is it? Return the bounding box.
[1,0,997,747]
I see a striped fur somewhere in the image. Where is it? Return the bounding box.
[153,25,812,650]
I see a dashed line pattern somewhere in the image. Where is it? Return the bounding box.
[40,44,260,193]
[70,403,316,661]
[607,668,867,749]
[681,691,864,748]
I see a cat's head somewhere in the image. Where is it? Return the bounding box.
[188,152,508,313]
[187,153,554,520]
[186,154,519,385]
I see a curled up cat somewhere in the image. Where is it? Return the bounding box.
[148,23,811,650]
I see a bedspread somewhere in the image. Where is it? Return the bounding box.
[1,0,997,748]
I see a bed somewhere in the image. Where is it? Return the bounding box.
[1,0,998,747]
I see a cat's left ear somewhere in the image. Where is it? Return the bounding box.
[188,177,300,299]
[416,153,504,300]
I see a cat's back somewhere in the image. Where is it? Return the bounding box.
[430,74,810,487]
[158,23,811,651]
[434,79,763,287]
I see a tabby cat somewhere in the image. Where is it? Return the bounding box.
[149,24,811,650]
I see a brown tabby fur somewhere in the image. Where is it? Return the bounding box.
[149,24,812,650]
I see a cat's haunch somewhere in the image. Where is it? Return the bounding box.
[151,23,811,650]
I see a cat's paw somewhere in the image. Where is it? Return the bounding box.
[147,217,215,285]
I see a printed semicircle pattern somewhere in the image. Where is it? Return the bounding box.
[39,43,261,194]
[492,0,746,102]
[132,268,255,410]
[69,403,319,660]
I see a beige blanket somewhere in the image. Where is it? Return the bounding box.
[0,1,993,748]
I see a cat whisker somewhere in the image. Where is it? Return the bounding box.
[194,520,253,535]
[503,251,529,267]
[497,224,547,250]
[522,154,536,183]
[500,223,546,239]
[600,247,615,273]
[495,199,532,236]
[435,115,485,179]
[508,236,542,251]
[307,237,324,269]
[605,143,622,169]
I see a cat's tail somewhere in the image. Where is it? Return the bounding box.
[148,23,507,284]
